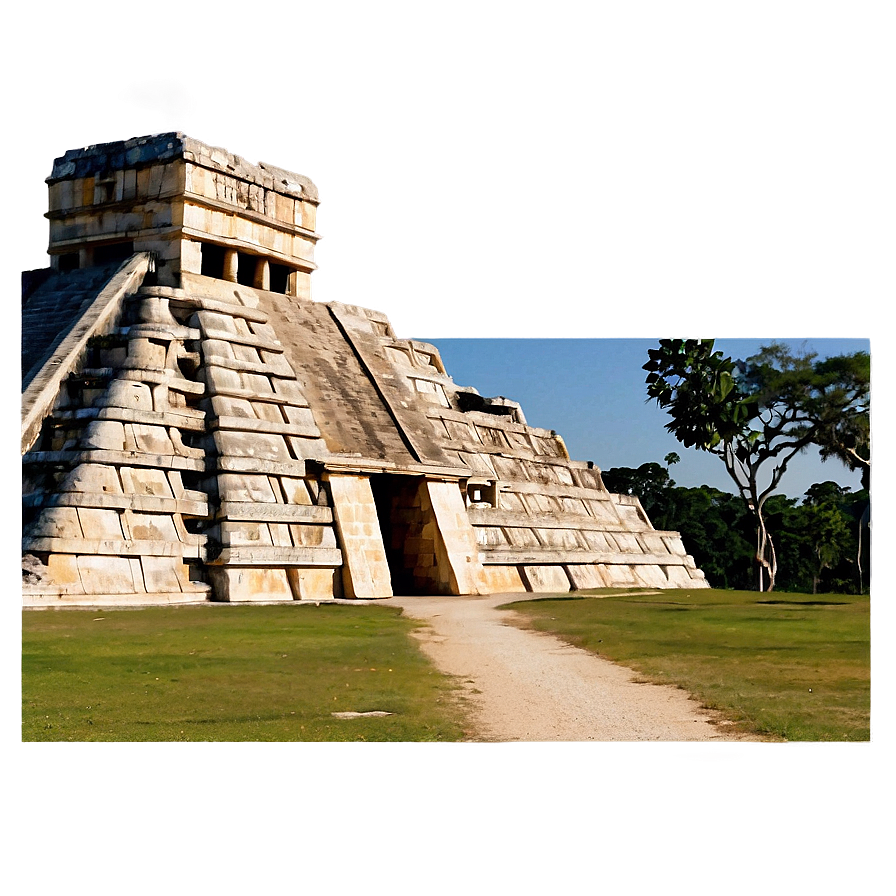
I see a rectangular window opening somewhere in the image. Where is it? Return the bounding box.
[200,243,226,279]
[94,242,134,266]
[236,251,256,286]
[269,262,290,294]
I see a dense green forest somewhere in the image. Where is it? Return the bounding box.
[602,462,870,593]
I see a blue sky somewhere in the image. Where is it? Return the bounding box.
[426,338,870,499]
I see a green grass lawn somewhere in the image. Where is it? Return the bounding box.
[22,604,468,742]
[502,589,870,741]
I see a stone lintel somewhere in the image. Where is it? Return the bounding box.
[200,329,285,353]
[468,508,643,531]
[181,226,317,274]
[23,537,206,559]
[429,407,559,441]
[51,491,208,516]
[165,294,271,323]
[116,369,206,394]
[96,407,206,431]
[203,383,308,407]
[183,192,321,242]
[23,589,210,607]
[479,549,689,567]
[23,449,207,472]
[211,415,320,439]
[208,547,343,566]
[318,457,470,479]
[217,502,333,524]
[124,324,201,341]
[215,456,308,477]
[498,480,616,502]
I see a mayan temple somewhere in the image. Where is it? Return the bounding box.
[21,133,708,606]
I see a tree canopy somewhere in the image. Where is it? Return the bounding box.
[643,340,870,591]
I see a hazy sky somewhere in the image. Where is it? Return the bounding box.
[7,7,882,496]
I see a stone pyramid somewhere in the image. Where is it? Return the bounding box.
[21,134,708,605]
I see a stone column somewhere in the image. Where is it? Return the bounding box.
[223,248,238,282]
[326,472,393,599]
[422,479,488,595]
[254,258,270,291]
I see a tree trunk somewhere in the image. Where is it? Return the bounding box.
[754,507,776,592]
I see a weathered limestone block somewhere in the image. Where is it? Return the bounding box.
[663,535,688,557]
[28,507,83,539]
[600,564,639,587]
[208,566,294,602]
[202,339,237,361]
[77,508,125,539]
[213,430,291,461]
[58,464,123,495]
[242,372,275,395]
[125,512,180,542]
[639,532,671,554]
[210,395,257,418]
[102,380,154,410]
[632,564,671,588]
[47,554,85,588]
[218,520,274,546]
[422,480,487,595]
[123,339,168,370]
[609,532,641,553]
[261,354,296,377]
[267,522,294,547]
[77,555,139,593]
[203,365,243,392]
[231,343,262,364]
[140,556,184,593]
[581,530,613,551]
[506,527,540,548]
[289,524,337,547]
[327,473,392,599]
[280,477,314,504]
[120,467,174,498]
[82,420,125,450]
[479,565,528,593]
[665,565,698,587]
[519,565,571,593]
[124,423,175,454]
[564,564,609,590]
[217,473,278,503]
[282,405,316,428]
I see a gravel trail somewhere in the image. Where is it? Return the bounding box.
[376,592,756,742]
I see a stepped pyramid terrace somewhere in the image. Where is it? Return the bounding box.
[21,133,708,605]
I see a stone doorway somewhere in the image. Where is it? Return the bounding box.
[369,473,440,595]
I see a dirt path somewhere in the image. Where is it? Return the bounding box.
[376,592,756,741]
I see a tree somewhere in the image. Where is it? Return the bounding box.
[810,354,871,490]
[643,339,870,592]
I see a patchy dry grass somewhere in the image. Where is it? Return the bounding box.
[503,589,870,741]
[22,603,468,742]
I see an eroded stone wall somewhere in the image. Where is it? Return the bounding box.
[24,133,707,606]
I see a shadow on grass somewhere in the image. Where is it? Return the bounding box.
[756,600,849,606]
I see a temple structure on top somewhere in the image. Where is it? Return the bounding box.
[21,133,708,605]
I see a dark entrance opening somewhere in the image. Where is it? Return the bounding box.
[94,241,135,265]
[200,243,226,279]
[369,473,437,595]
